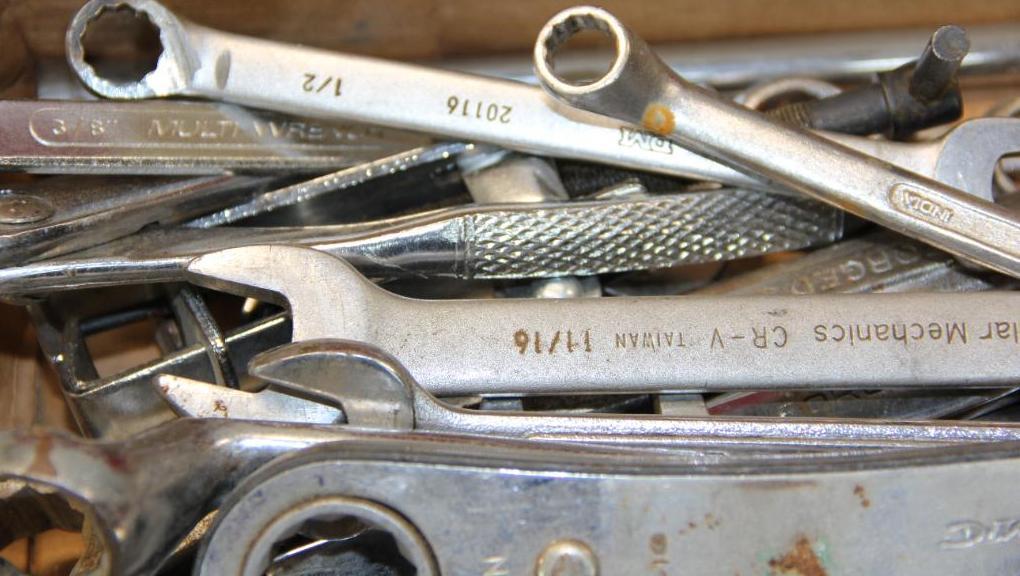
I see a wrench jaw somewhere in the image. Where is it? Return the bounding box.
[184,245,383,342]
[67,0,196,99]
[534,6,675,131]
[249,340,419,431]
[934,117,1020,202]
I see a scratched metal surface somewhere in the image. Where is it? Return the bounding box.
[466,188,843,277]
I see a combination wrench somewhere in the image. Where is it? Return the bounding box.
[157,339,1020,450]
[533,7,1020,278]
[0,100,428,174]
[0,188,844,293]
[168,246,1020,395]
[65,0,1019,200]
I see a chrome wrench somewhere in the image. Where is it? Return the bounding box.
[65,0,756,188]
[66,3,1020,203]
[533,7,1020,278]
[197,433,1020,576]
[0,100,428,174]
[157,339,1020,450]
[65,0,1015,200]
[181,246,1020,395]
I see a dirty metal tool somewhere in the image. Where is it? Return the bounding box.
[158,339,1020,450]
[0,174,274,265]
[0,420,378,576]
[533,7,1020,278]
[769,25,969,138]
[196,430,1020,576]
[29,287,292,439]
[0,188,844,294]
[0,100,428,174]
[141,245,1020,396]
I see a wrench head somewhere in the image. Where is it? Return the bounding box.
[534,6,674,128]
[67,0,195,99]
[249,339,417,430]
[185,245,382,342]
[934,117,1020,202]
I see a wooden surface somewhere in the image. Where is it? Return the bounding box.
[4,0,1020,61]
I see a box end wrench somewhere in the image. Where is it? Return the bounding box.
[533,7,1020,278]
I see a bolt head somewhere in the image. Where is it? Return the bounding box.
[0,194,54,224]
[535,539,598,576]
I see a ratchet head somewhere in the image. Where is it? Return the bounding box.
[67,0,195,99]
[534,6,676,133]
[185,245,384,342]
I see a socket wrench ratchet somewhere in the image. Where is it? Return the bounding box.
[197,434,1020,576]
[0,100,428,174]
[533,7,1020,278]
[178,246,1020,395]
[0,187,843,293]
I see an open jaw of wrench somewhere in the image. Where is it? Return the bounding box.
[0,100,430,175]
[157,339,1020,450]
[0,187,844,294]
[161,245,1020,396]
[196,435,1020,576]
[533,7,1020,278]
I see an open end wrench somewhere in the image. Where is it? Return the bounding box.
[0,188,843,294]
[532,7,1020,278]
[156,339,1020,451]
[172,245,1020,396]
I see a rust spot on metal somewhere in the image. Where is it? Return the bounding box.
[213,399,229,418]
[768,536,827,576]
[677,520,698,536]
[704,513,721,530]
[641,104,675,136]
[28,435,56,476]
[649,533,667,554]
[853,484,871,508]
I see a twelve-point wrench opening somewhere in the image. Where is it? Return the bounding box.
[534,7,630,95]
[67,0,192,99]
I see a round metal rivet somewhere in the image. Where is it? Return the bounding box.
[535,539,598,576]
[0,194,54,224]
